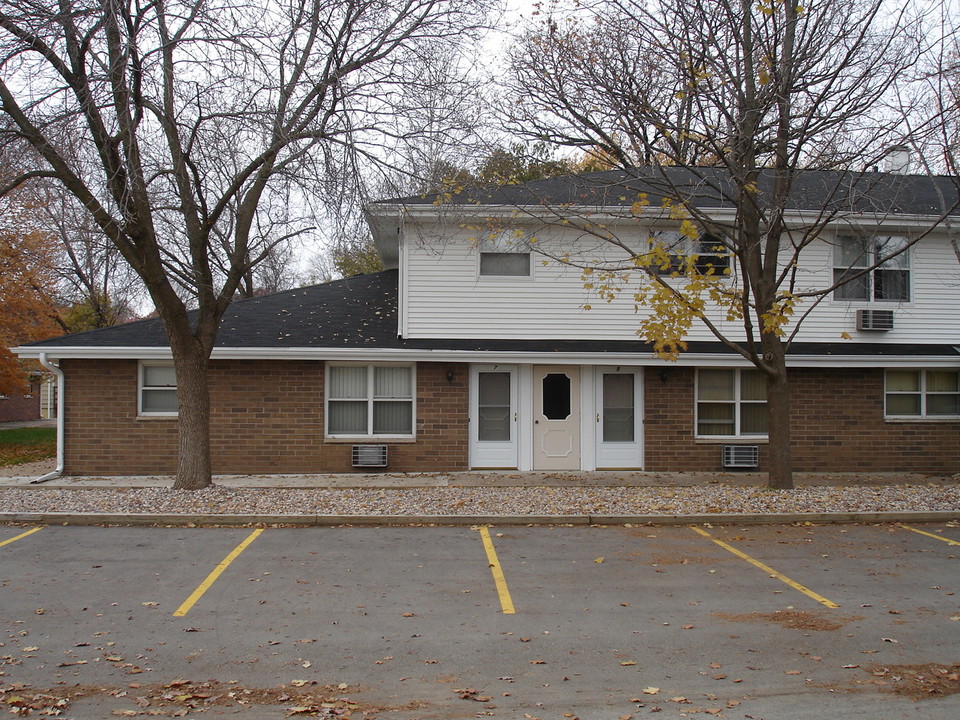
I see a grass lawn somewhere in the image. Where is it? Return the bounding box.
[0,427,56,467]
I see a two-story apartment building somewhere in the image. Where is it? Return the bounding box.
[15,168,960,476]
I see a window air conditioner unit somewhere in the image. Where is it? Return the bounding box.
[722,445,759,469]
[352,444,388,468]
[856,308,894,331]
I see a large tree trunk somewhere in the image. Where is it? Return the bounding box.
[762,336,794,490]
[169,333,213,490]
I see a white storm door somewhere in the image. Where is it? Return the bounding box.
[470,365,518,468]
[533,365,581,470]
[595,367,644,469]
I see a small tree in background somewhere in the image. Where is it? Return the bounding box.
[0,184,63,395]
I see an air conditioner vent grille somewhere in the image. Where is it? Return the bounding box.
[722,445,760,468]
[857,308,894,331]
[352,444,388,468]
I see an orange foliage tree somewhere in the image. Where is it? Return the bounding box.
[0,191,64,395]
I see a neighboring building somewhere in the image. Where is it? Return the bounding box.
[0,376,42,423]
[14,168,960,476]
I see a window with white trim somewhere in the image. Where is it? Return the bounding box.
[139,363,177,416]
[647,231,731,277]
[479,230,531,277]
[326,364,415,437]
[885,370,960,418]
[833,235,910,301]
[696,368,767,437]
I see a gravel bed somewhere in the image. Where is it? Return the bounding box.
[1,483,959,517]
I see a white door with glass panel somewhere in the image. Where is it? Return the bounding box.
[470,365,518,468]
[595,367,643,468]
[533,365,581,470]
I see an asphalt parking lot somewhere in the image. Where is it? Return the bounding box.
[1,522,959,719]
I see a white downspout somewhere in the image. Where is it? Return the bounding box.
[32,352,64,484]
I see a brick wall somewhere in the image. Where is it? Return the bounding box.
[644,367,960,473]
[61,359,469,475]
[60,359,958,476]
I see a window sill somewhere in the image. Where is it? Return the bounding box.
[324,436,417,444]
[137,414,178,421]
[884,416,960,423]
[694,437,768,444]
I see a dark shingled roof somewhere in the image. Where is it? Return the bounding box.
[24,269,959,358]
[378,167,960,217]
[27,270,404,349]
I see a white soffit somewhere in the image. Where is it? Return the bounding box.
[12,345,960,368]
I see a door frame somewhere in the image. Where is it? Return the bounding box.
[469,364,519,469]
[532,365,582,470]
[593,365,644,469]
[469,363,644,471]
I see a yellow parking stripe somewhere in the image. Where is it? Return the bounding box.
[901,524,960,547]
[0,526,43,548]
[173,529,263,617]
[690,526,839,609]
[477,526,515,614]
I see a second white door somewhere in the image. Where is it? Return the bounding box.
[533,365,580,470]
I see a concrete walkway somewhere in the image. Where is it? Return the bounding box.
[0,419,56,429]
[0,467,955,489]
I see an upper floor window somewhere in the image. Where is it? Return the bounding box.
[647,231,730,277]
[479,231,531,277]
[139,362,177,416]
[833,235,910,301]
[885,370,960,418]
[327,364,415,437]
[696,368,767,437]
[693,233,731,276]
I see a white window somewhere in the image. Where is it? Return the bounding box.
[327,364,415,437]
[479,231,531,277]
[885,370,960,418]
[696,368,767,437]
[139,362,177,416]
[833,235,910,301]
[647,231,731,277]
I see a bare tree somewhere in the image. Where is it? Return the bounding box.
[0,0,493,489]
[38,188,142,329]
[503,0,950,489]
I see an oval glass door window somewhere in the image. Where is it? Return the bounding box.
[542,373,571,419]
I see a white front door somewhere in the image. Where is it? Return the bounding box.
[533,365,581,470]
[470,365,519,468]
[595,367,644,469]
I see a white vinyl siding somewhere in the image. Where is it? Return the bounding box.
[401,226,960,345]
